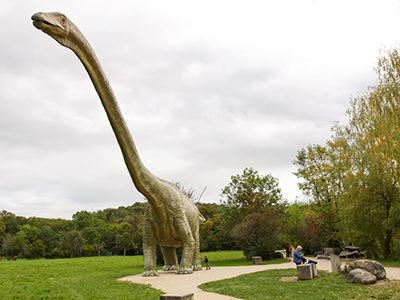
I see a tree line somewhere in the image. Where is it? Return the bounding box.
[0,170,325,261]
[2,46,400,261]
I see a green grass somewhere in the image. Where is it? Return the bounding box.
[199,268,400,299]
[2,252,400,299]
[382,260,400,268]
[0,256,162,300]
[0,251,252,300]
[201,250,290,266]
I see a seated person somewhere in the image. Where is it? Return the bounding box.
[293,245,306,265]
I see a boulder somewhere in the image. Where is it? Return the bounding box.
[347,268,377,284]
[348,259,386,280]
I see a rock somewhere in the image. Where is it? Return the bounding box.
[347,268,377,284]
[348,259,386,280]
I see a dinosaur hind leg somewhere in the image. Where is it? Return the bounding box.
[160,246,178,271]
[176,231,195,275]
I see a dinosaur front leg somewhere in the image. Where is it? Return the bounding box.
[160,246,178,271]
[142,243,158,276]
[142,220,159,277]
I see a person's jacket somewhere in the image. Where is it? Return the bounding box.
[293,249,303,264]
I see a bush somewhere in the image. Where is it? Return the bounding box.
[231,210,284,260]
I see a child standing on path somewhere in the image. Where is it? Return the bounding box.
[204,255,211,270]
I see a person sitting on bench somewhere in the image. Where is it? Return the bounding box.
[294,245,306,265]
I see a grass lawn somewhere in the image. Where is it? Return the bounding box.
[0,255,161,300]
[0,250,253,299]
[2,251,400,299]
[382,260,400,268]
[200,267,400,300]
[200,250,289,267]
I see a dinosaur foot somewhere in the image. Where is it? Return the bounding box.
[176,267,193,275]
[162,265,179,271]
[142,269,159,277]
[192,264,203,271]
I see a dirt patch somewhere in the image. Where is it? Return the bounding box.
[279,276,298,282]
[372,279,399,288]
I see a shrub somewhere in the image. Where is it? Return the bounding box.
[231,210,284,260]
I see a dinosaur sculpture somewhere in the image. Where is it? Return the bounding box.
[31,12,204,276]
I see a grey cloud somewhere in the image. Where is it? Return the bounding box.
[1,0,399,219]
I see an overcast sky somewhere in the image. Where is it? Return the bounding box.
[1,0,400,219]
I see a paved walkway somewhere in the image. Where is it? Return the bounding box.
[118,259,400,300]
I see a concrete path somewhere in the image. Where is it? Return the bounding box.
[118,259,400,300]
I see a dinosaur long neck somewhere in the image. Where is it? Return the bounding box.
[69,29,158,198]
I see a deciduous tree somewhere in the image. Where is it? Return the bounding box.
[293,141,347,245]
[338,47,400,258]
[59,230,86,258]
[220,168,285,259]
[221,167,283,216]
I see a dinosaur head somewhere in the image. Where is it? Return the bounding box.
[31,12,78,49]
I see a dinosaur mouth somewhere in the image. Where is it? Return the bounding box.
[31,13,56,31]
[32,20,51,30]
[32,14,47,29]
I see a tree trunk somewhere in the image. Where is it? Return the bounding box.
[384,230,392,259]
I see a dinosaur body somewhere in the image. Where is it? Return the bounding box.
[32,12,203,276]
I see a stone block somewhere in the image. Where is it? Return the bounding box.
[160,293,194,300]
[252,256,262,264]
[330,254,341,273]
[297,264,313,280]
[310,263,318,277]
